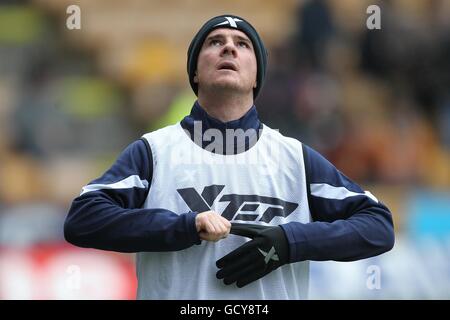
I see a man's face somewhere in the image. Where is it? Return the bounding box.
[195,28,257,95]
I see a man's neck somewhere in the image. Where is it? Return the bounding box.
[180,101,262,155]
[197,90,254,122]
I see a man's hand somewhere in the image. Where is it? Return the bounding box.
[196,211,231,242]
[216,222,289,288]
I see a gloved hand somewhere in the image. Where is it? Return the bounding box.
[216,222,289,288]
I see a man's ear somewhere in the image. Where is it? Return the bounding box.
[253,81,257,88]
[194,71,199,83]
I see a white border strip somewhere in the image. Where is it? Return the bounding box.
[80,175,149,196]
[310,183,378,202]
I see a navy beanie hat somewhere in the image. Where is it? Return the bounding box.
[187,14,268,99]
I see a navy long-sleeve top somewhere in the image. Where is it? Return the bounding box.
[64,101,395,262]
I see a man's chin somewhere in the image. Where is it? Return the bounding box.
[210,78,241,91]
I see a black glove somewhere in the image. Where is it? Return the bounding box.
[216,222,289,288]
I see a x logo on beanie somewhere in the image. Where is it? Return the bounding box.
[214,17,243,28]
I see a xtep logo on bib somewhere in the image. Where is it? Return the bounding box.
[214,17,243,28]
[177,185,298,223]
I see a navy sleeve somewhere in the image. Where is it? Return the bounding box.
[64,139,201,253]
[280,144,395,262]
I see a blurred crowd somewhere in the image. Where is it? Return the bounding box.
[0,0,449,299]
[257,0,450,187]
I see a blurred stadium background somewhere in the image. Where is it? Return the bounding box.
[0,0,449,299]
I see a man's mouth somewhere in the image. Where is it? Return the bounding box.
[217,62,238,71]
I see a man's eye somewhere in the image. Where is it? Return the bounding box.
[238,41,249,48]
[210,40,222,46]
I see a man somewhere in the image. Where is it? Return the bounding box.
[64,14,394,299]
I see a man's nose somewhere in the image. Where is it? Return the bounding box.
[221,41,237,57]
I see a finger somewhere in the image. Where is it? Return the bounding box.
[222,225,230,238]
[212,216,231,238]
[217,249,261,280]
[217,250,257,279]
[223,218,232,228]
[200,232,223,242]
[198,231,210,240]
[204,219,217,234]
[204,216,231,241]
[209,217,225,238]
[195,212,213,232]
[219,218,231,234]
[216,239,258,268]
[222,259,260,285]
[218,220,231,238]
[236,268,270,288]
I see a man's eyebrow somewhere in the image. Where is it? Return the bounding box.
[205,34,252,44]
[205,34,225,41]
[235,36,251,43]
